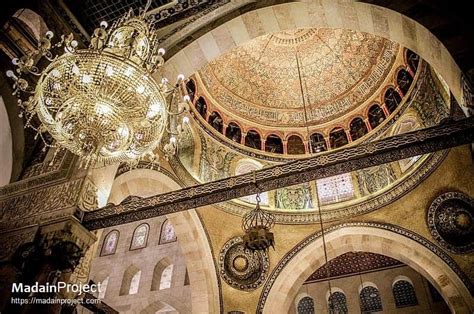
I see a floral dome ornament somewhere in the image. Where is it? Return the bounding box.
[6,0,190,168]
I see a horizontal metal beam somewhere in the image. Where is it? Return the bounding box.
[82,117,474,230]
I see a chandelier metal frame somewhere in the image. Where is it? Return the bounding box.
[6,1,190,168]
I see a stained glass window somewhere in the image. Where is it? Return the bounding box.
[317,173,354,204]
[130,223,149,250]
[297,296,315,314]
[328,291,348,313]
[160,219,177,244]
[101,230,119,256]
[159,264,174,290]
[393,280,418,307]
[360,286,383,313]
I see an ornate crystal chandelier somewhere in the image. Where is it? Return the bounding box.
[242,193,276,251]
[6,2,189,167]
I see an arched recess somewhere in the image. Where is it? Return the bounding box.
[261,224,472,313]
[0,96,13,186]
[161,1,463,104]
[106,169,220,313]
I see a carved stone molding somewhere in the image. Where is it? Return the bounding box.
[427,192,474,254]
[218,237,269,291]
[256,222,473,313]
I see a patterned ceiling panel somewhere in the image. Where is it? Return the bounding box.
[199,28,400,127]
[305,252,403,283]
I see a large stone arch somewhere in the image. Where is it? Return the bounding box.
[260,223,472,313]
[106,168,220,313]
[161,1,464,104]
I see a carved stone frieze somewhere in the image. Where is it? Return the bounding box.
[0,179,83,231]
[0,227,37,261]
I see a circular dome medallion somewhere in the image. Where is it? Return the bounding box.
[427,192,474,253]
[218,237,269,291]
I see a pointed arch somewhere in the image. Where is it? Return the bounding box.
[260,224,472,313]
[130,223,149,250]
[120,264,141,296]
[159,219,177,244]
[100,229,119,256]
[151,257,173,291]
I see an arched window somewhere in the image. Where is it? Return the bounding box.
[130,223,149,250]
[98,276,109,299]
[244,130,262,150]
[368,104,386,129]
[384,88,402,114]
[208,111,223,133]
[328,291,348,314]
[393,279,418,308]
[407,49,420,72]
[395,118,421,172]
[397,69,413,94]
[297,296,315,314]
[120,265,141,295]
[310,133,327,153]
[195,97,207,118]
[287,135,306,154]
[186,79,196,101]
[329,128,348,149]
[151,258,173,290]
[159,219,177,244]
[316,173,354,204]
[360,285,383,313]
[349,118,368,141]
[100,230,119,256]
[225,122,242,143]
[265,134,283,154]
[235,160,268,205]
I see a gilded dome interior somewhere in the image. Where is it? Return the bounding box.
[198,28,400,127]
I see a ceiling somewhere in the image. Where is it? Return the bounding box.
[198,28,400,128]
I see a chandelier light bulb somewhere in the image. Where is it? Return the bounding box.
[12,58,19,65]
[100,21,108,28]
[170,136,177,144]
[158,48,165,56]
[177,74,185,82]
[6,70,15,78]
[45,31,54,39]
[183,95,191,102]
[183,116,189,124]
[71,40,78,48]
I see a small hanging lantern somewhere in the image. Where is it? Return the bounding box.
[242,193,276,251]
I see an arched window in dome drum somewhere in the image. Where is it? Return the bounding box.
[195,97,207,118]
[384,88,402,114]
[397,69,413,95]
[265,134,283,154]
[310,133,327,153]
[407,49,420,72]
[329,128,348,149]
[186,79,196,101]
[393,279,418,308]
[328,291,348,314]
[297,296,315,314]
[245,130,262,150]
[360,286,383,313]
[349,117,368,141]
[287,135,306,154]
[368,104,386,129]
[225,122,242,143]
[208,111,223,133]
